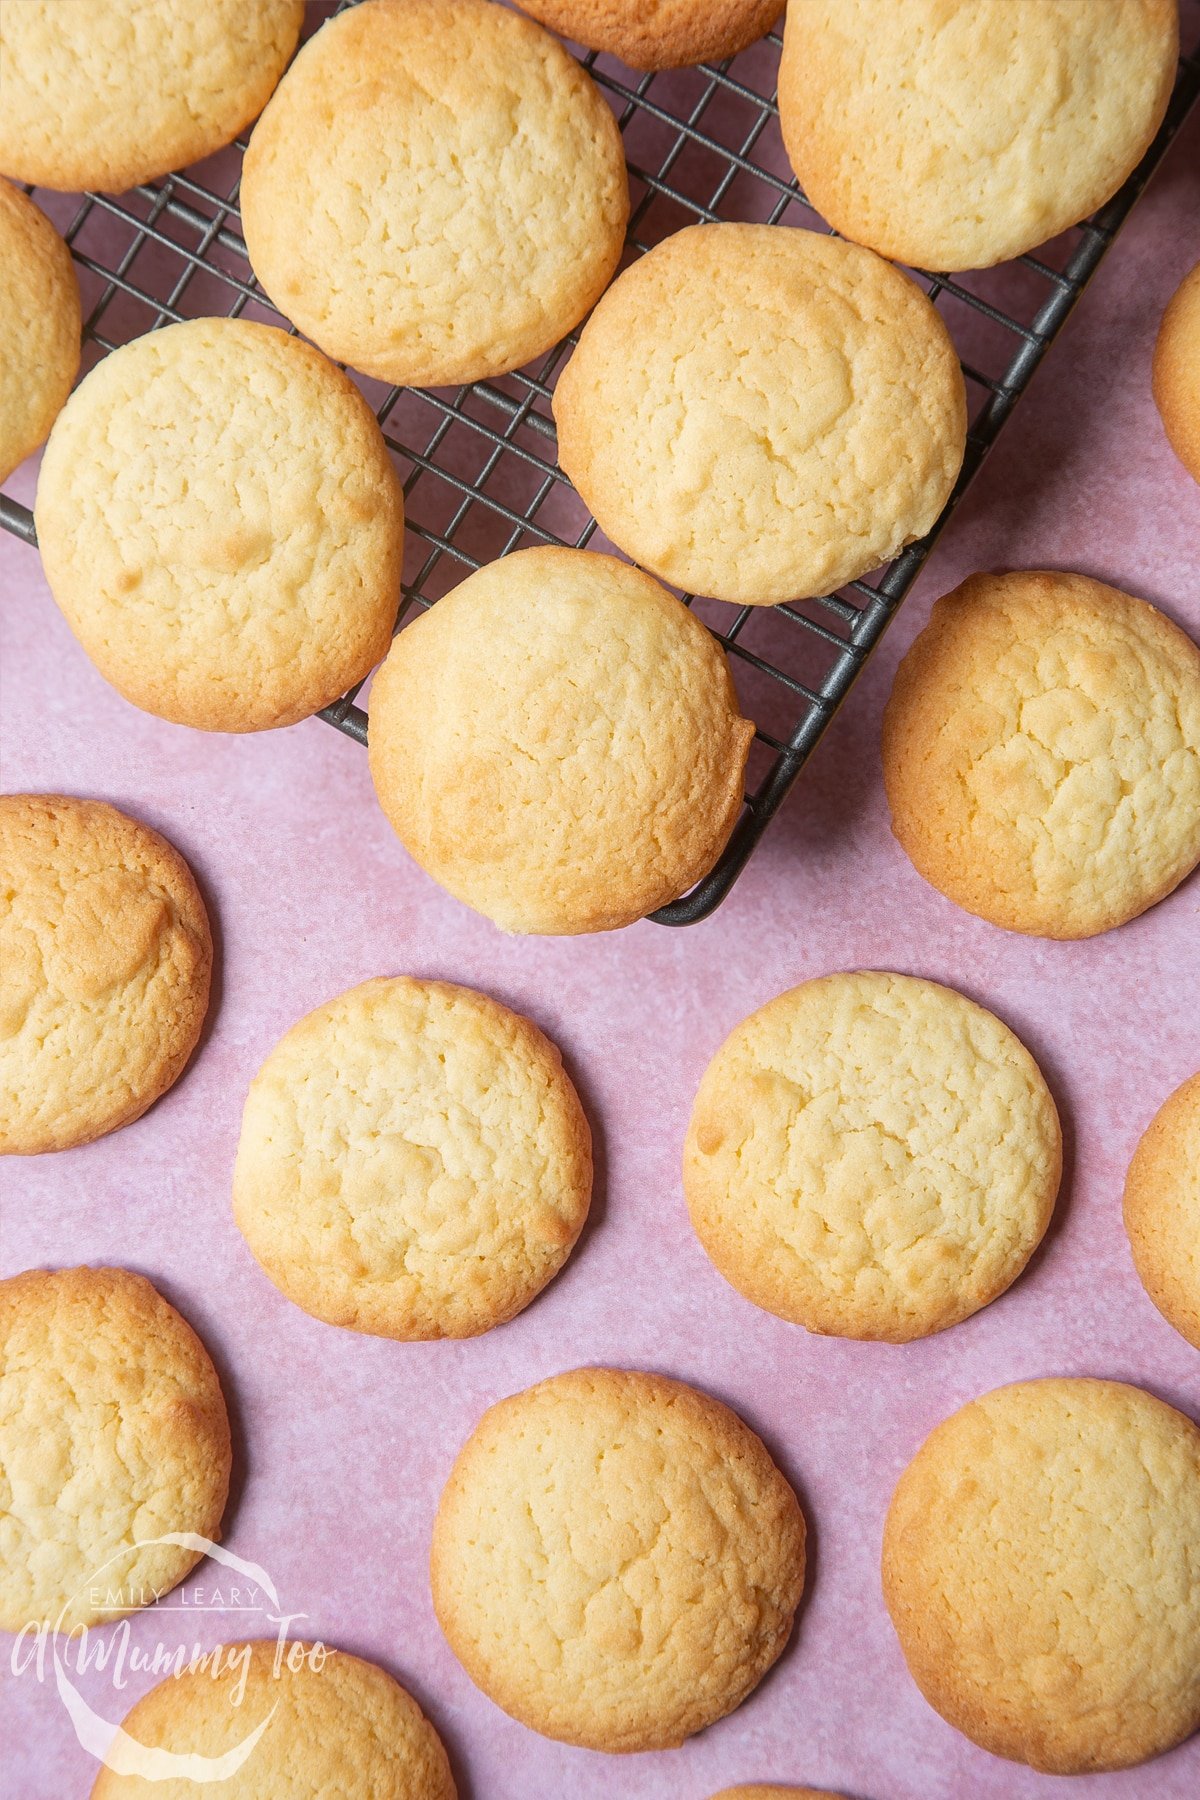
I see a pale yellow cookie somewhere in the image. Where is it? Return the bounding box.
[710,1789,848,1799]
[0,180,80,483]
[779,0,1179,271]
[0,794,211,1154]
[883,1378,1200,1773]
[241,0,629,388]
[233,978,592,1340]
[90,1640,456,1799]
[1123,1071,1200,1349]
[0,0,304,193]
[882,570,1200,937]
[554,223,966,606]
[35,318,405,732]
[515,0,783,69]
[684,972,1060,1342]
[431,1367,806,1751]
[368,546,754,934]
[0,1266,231,1633]
[1153,261,1200,485]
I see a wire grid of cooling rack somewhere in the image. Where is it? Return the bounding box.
[3,4,1199,924]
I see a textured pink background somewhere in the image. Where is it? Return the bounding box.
[3,97,1200,1800]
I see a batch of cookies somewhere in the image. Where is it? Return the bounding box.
[1,0,1199,1794]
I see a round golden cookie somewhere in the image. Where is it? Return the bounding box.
[431,1367,806,1751]
[90,1640,455,1799]
[35,317,405,732]
[0,180,80,484]
[241,0,629,388]
[1123,1071,1200,1349]
[554,223,966,606]
[0,1266,231,1633]
[0,0,304,193]
[514,0,783,69]
[684,972,1060,1342]
[1153,261,1200,485]
[883,1378,1200,1773]
[233,978,592,1340]
[368,546,754,934]
[710,1790,848,1799]
[883,570,1200,938]
[779,0,1179,272]
[0,794,212,1155]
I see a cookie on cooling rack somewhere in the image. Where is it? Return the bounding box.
[884,1378,1200,1773]
[431,1367,806,1751]
[0,1266,231,1632]
[882,569,1200,937]
[0,181,80,485]
[0,0,304,193]
[91,1641,457,1799]
[1154,260,1200,485]
[684,971,1061,1341]
[514,0,783,69]
[367,546,754,933]
[241,0,628,388]
[35,317,405,732]
[1123,1070,1200,1350]
[0,794,211,1155]
[779,0,1178,271]
[553,223,966,606]
[233,978,592,1339]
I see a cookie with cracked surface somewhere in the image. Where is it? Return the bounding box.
[779,0,1178,272]
[90,1640,456,1798]
[684,971,1060,1342]
[1154,260,1200,485]
[34,317,404,732]
[431,1366,806,1751]
[883,1377,1200,1773]
[553,223,965,606]
[882,570,1200,937]
[0,794,211,1155]
[0,180,80,484]
[233,978,592,1340]
[514,1,783,69]
[0,0,304,193]
[368,546,754,933]
[241,0,628,388]
[0,1266,231,1633]
[1123,1071,1200,1349]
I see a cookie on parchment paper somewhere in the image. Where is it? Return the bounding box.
[515,0,783,69]
[431,1366,806,1751]
[0,180,80,483]
[1123,1070,1200,1349]
[1153,260,1200,485]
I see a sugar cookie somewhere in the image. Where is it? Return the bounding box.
[233,978,592,1339]
[0,180,80,483]
[515,1,783,69]
[431,1367,806,1751]
[1123,1071,1200,1349]
[1153,260,1200,485]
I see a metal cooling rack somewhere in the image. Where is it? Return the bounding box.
[3,4,1198,925]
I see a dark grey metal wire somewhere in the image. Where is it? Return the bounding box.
[2,9,1197,923]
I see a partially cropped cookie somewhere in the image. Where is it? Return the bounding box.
[0,181,80,484]
[554,224,965,605]
[710,1790,848,1799]
[779,0,1178,271]
[684,972,1060,1341]
[233,978,592,1339]
[515,0,783,69]
[0,795,211,1154]
[368,547,753,933]
[1123,1071,1200,1349]
[883,1378,1200,1773]
[1154,261,1200,485]
[242,0,628,387]
[883,570,1200,937]
[0,0,303,193]
[432,1367,805,1751]
[90,1640,455,1799]
[0,1266,231,1633]
[35,318,404,732]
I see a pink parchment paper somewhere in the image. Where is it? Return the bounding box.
[2,98,1199,1800]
